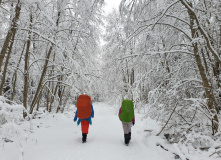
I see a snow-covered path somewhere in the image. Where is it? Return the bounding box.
[1,102,174,160]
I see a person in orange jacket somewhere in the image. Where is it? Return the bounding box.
[74,103,94,143]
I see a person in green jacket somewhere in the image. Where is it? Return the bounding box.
[118,99,135,145]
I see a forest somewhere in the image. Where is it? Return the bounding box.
[0,0,221,159]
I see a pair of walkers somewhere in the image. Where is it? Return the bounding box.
[74,95,135,145]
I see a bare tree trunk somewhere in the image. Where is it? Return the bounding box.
[36,92,42,111]
[56,64,64,112]
[61,90,71,113]
[30,3,62,114]
[49,82,59,112]
[0,31,16,95]
[56,87,65,113]
[204,48,220,88]
[214,62,220,88]
[180,0,221,66]
[30,46,53,114]
[0,0,21,72]
[10,42,26,102]
[194,46,219,134]
[46,82,51,111]
[47,9,61,112]
[23,13,32,117]
[187,1,219,134]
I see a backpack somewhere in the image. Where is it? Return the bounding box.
[76,95,92,119]
[120,99,134,122]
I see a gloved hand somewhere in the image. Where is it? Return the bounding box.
[132,122,135,126]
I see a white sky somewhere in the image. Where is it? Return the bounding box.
[103,0,121,14]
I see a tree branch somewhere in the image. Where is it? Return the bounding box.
[157,101,178,136]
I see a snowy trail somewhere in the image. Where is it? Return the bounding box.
[1,102,174,160]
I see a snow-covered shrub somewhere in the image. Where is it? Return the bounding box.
[0,96,34,160]
[0,96,31,143]
[0,96,23,125]
[147,86,221,155]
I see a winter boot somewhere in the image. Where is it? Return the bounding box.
[124,134,130,145]
[82,133,87,143]
[129,132,131,141]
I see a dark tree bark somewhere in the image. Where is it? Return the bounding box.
[56,87,65,113]
[0,1,21,73]
[0,31,16,95]
[179,0,221,66]
[185,1,219,134]
[30,46,53,114]
[49,82,59,112]
[23,13,32,115]
[10,42,26,102]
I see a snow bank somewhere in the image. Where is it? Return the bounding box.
[0,96,33,160]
